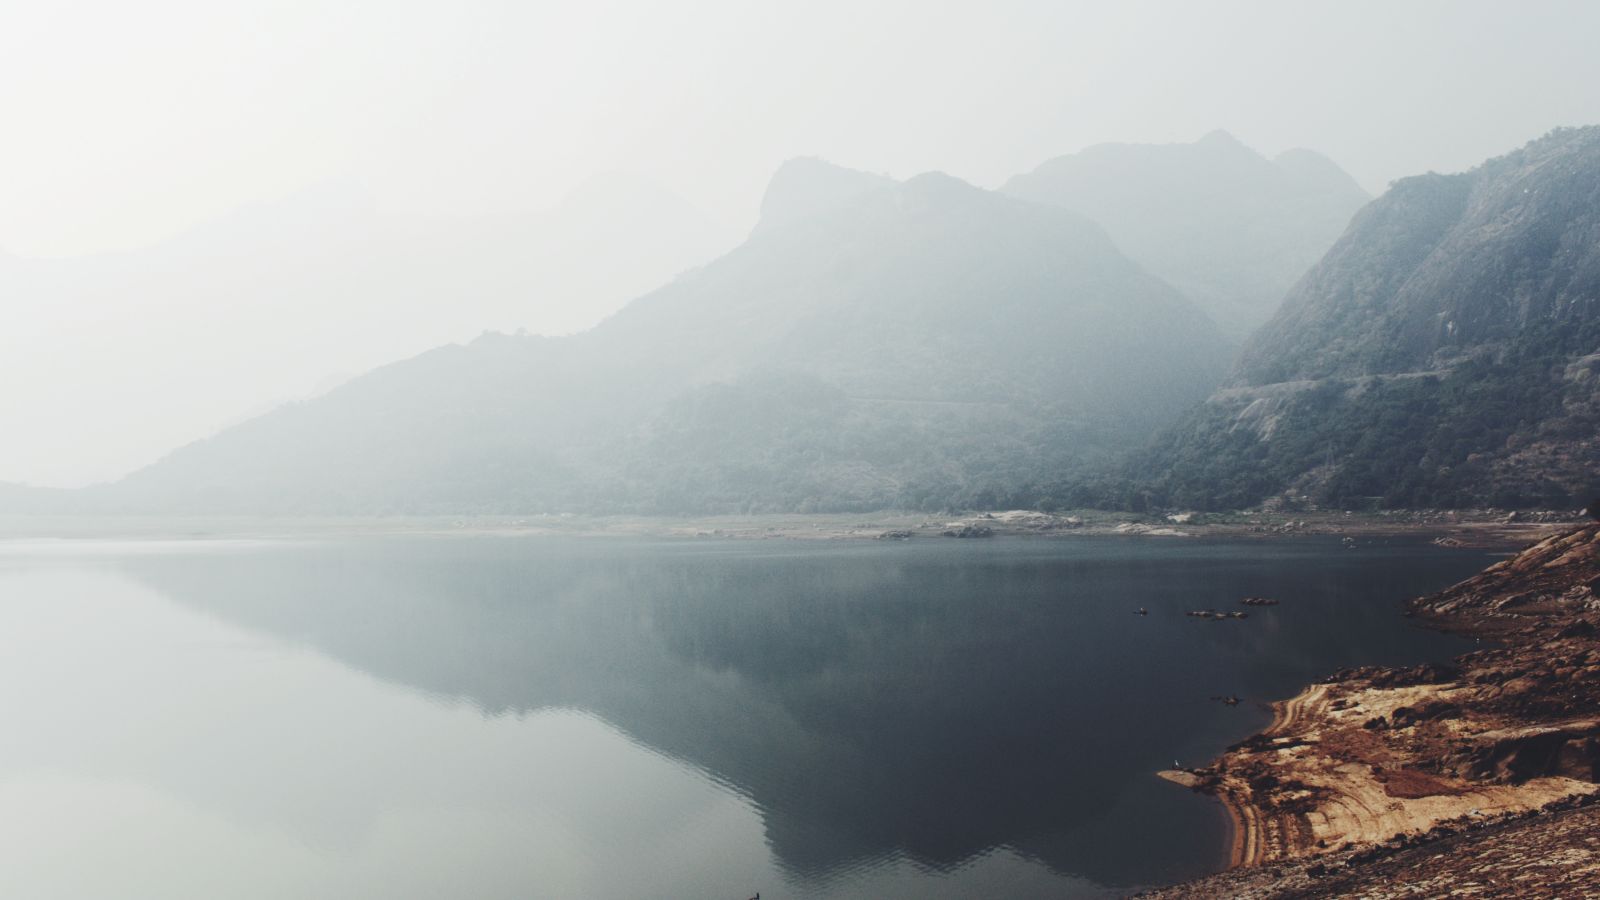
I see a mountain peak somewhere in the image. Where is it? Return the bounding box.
[755,157,896,233]
[900,170,983,200]
[98,165,1227,516]
[1002,133,1369,337]
[1196,128,1247,150]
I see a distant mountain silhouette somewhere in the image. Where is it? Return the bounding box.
[1004,131,1370,337]
[83,163,1229,515]
[753,157,895,233]
[0,175,736,489]
[1138,126,1600,510]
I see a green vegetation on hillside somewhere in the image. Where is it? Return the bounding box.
[1130,127,1600,512]
[1136,321,1600,511]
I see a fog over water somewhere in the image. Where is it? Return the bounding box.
[5,0,1600,488]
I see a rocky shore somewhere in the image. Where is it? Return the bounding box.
[1147,525,1600,897]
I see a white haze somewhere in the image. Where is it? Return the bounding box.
[3,0,1600,487]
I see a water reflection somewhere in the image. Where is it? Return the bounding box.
[98,536,1488,893]
[0,565,786,899]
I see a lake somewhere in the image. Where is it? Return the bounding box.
[0,534,1494,898]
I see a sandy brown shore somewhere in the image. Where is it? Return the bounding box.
[1146,525,1600,897]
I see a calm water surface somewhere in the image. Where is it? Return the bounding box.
[0,535,1493,898]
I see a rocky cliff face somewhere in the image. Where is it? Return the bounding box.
[1142,127,1600,511]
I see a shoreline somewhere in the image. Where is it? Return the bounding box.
[1146,525,1600,897]
[0,508,1579,547]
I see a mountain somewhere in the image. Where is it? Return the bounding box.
[1137,126,1600,511]
[87,163,1229,515]
[1003,131,1371,337]
[0,175,736,489]
[753,156,896,233]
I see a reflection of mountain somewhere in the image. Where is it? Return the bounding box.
[124,539,1485,887]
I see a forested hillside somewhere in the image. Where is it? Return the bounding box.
[1131,127,1600,510]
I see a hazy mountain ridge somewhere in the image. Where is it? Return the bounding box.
[0,175,736,489]
[28,130,1585,518]
[92,164,1229,515]
[1135,126,1600,510]
[1003,131,1371,337]
[1238,127,1600,382]
[753,156,897,234]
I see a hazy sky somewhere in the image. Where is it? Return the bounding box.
[6,0,1599,258]
[4,0,1600,487]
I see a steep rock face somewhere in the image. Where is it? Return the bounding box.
[91,166,1228,515]
[1142,127,1600,510]
[1004,131,1370,337]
